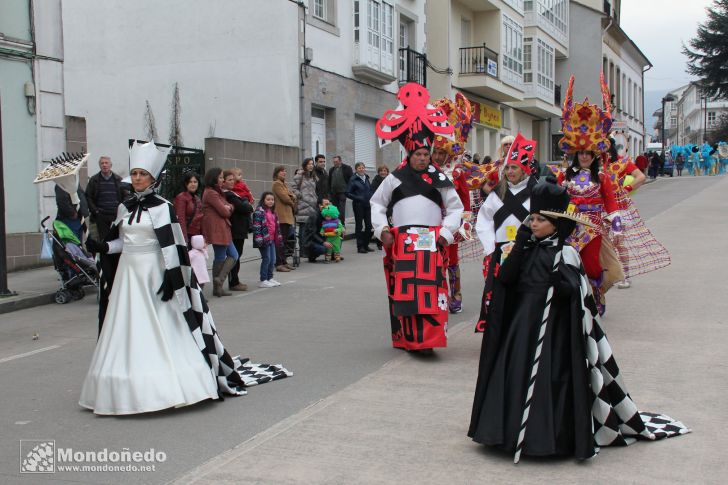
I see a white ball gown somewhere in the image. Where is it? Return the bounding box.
[79,210,218,415]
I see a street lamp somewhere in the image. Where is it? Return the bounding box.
[661,93,676,157]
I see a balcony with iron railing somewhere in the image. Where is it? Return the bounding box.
[458,44,525,102]
[398,47,426,86]
[459,44,499,78]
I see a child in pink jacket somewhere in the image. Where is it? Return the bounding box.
[189,235,210,286]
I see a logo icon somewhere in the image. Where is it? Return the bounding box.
[20,440,55,473]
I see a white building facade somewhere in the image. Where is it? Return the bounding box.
[426,0,564,164]
[1,0,68,271]
[301,0,427,169]
[62,0,301,174]
[552,0,650,160]
[674,82,728,145]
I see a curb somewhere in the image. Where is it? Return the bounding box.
[0,292,55,315]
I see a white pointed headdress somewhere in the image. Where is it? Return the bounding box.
[124,140,171,182]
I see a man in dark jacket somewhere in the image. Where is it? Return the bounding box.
[328,155,353,225]
[85,156,128,239]
[345,162,374,253]
[314,154,329,201]
[301,197,332,262]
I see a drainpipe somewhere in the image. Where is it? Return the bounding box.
[290,0,306,163]
[642,63,652,153]
[0,93,16,296]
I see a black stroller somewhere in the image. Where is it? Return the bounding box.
[41,216,99,304]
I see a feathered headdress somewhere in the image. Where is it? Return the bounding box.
[375,83,454,154]
[432,93,472,159]
[559,73,612,154]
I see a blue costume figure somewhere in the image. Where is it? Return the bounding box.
[717,142,728,174]
[687,145,700,176]
[700,142,716,176]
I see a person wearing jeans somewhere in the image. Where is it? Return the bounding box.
[345,162,374,253]
[252,192,283,288]
[201,168,237,297]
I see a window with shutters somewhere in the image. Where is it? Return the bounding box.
[353,0,396,84]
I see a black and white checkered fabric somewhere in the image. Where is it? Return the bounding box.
[560,247,689,452]
[112,194,292,397]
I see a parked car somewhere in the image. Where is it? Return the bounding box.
[660,152,674,177]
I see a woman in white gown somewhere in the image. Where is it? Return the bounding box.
[80,141,290,415]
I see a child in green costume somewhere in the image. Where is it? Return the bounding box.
[320,205,344,262]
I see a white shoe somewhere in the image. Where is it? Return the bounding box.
[616,280,631,289]
[258,280,275,288]
[268,278,281,286]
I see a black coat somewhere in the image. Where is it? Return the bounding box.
[85,172,128,218]
[314,167,329,201]
[224,191,253,239]
[328,163,353,195]
[55,185,89,220]
[370,174,386,194]
[468,236,593,458]
[345,174,372,205]
[301,212,325,249]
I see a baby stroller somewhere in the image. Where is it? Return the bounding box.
[41,216,99,304]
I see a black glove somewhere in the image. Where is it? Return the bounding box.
[515,223,532,247]
[156,269,175,302]
[85,238,108,255]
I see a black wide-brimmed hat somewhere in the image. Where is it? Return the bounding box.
[530,177,596,228]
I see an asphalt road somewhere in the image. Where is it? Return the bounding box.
[0,174,722,484]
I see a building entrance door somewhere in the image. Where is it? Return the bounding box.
[311,108,326,158]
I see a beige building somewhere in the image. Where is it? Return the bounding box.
[426,0,650,163]
[426,0,565,163]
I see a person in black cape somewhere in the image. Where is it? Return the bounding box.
[468,177,688,461]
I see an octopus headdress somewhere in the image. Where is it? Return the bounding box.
[376,83,454,154]
[559,73,612,154]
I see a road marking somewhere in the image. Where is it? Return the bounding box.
[0,345,61,364]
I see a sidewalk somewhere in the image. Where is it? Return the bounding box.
[172,176,728,484]
[0,265,59,315]
[0,214,358,315]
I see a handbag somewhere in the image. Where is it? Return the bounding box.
[40,233,54,260]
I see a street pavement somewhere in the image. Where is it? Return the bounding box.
[0,175,726,484]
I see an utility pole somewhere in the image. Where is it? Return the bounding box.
[0,92,17,296]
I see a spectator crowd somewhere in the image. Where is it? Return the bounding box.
[63,154,379,294]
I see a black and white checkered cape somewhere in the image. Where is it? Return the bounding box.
[100,192,292,397]
[558,246,689,453]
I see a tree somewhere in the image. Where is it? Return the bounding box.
[707,113,728,145]
[683,0,728,99]
[168,83,183,149]
[143,100,159,142]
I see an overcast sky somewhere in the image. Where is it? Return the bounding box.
[621,0,713,90]
[620,0,714,121]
